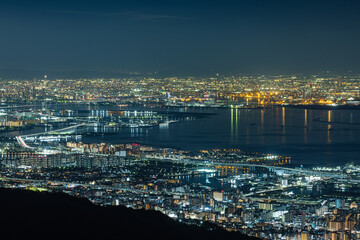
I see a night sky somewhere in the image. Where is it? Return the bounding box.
[1,0,360,75]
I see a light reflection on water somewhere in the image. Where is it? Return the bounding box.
[103,107,360,166]
[3,105,360,166]
[176,172,228,190]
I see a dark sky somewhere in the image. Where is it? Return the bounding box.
[1,0,360,75]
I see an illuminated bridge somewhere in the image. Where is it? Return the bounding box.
[20,123,89,138]
[17,123,92,149]
[0,104,42,110]
[144,157,347,179]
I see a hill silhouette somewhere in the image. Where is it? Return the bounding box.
[0,188,259,240]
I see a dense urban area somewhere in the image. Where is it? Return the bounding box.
[0,73,359,107]
[0,73,359,239]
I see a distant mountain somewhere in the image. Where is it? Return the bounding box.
[0,188,259,240]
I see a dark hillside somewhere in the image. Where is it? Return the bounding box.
[0,188,259,240]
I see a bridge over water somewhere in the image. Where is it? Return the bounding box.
[0,104,42,110]
[17,123,92,149]
[20,123,90,138]
[144,157,346,179]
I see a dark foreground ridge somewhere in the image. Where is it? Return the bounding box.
[0,188,259,240]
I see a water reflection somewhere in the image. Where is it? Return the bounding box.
[5,105,360,166]
[327,110,332,144]
[235,109,239,139]
[282,107,286,127]
[230,108,233,141]
[178,172,228,190]
[304,109,308,144]
[282,107,286,144]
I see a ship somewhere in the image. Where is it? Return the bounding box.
[159,120,179,127]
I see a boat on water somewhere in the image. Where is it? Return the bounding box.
[128,123,154,128]
[159,120,179,127]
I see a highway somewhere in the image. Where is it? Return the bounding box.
[16,136,34,149]
[20,123,89,138]
[144,157,347,179]
[243,183,301,197]
[0,104,41,109]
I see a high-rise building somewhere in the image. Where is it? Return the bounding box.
[213,191,223,202]
[300,231,309,240]
[281,179,288,187]
[258,203,273,211]
[301,212,306,228]
[335,199,345,209]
